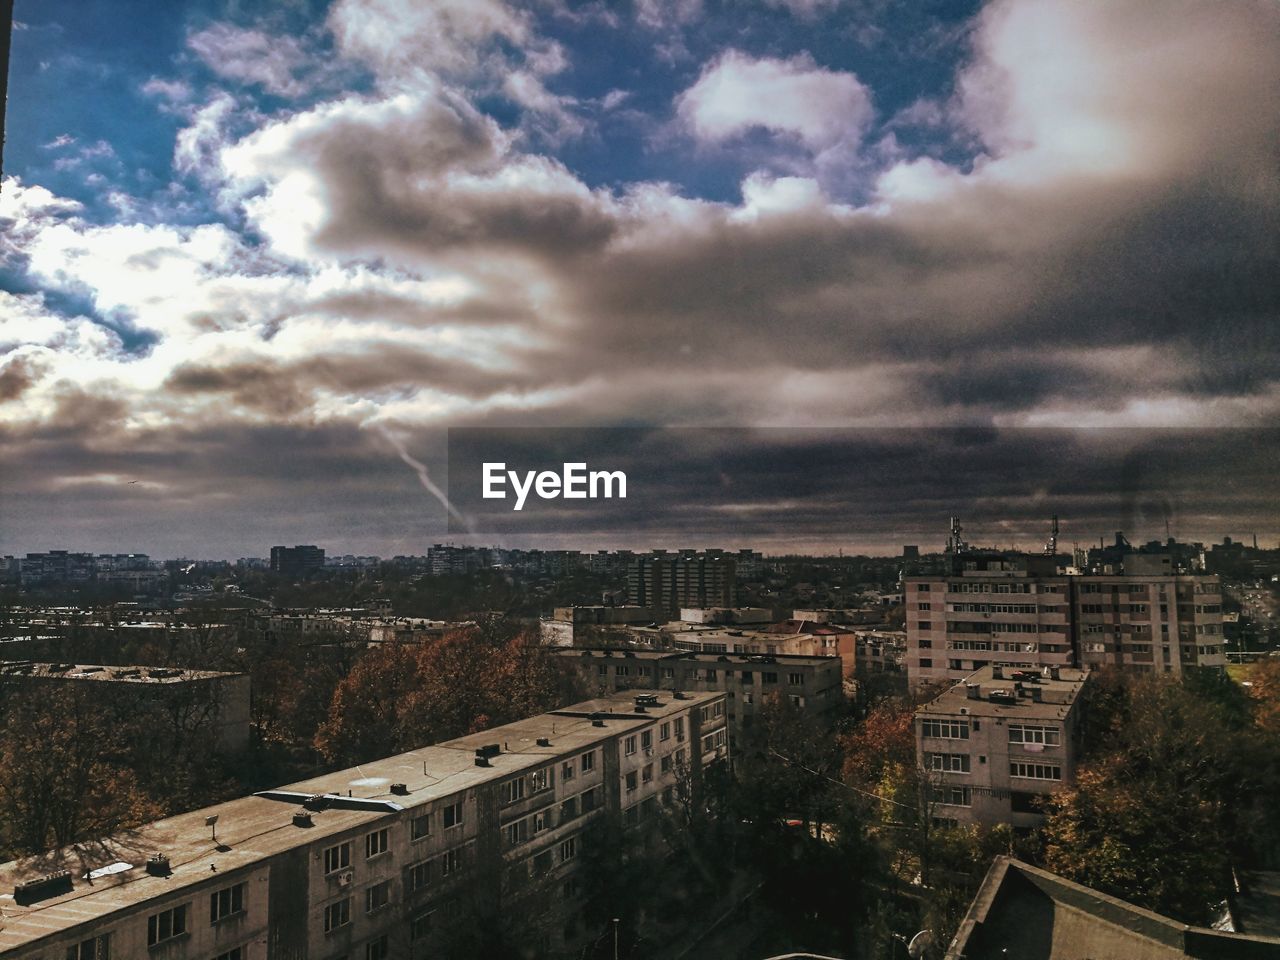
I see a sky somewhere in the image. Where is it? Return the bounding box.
[0,0,1278,559]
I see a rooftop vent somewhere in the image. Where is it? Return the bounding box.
[591,712,607,727]
[390,783,409,795]
[988,689,1017,705]
[14,870,73,905]
[633,705,647,714]
[991,665,1005,680]
[302,794,332,812]
[145,854,171,877]
[292,812,314,828]
[476,743,501,760]
[535,737,552,747]
[635,693,659,707]
[965,683,980,701]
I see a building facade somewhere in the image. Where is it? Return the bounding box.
[626,550,736,613]
[915,665,1090,829]
[904,554,1226,689]
[0,690,728,960]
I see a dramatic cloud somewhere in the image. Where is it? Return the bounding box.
[1,0,1277,555]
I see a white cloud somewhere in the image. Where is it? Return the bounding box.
[188,23,314,98]
[676,50,873,151]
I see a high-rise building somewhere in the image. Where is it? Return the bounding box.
[626,550,736,612]
[0,690,728,960]
[903,552,1225,689]
[268,544,325,575]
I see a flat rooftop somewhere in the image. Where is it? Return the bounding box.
[0,661,244,684]
[0,689,723,952]
[919,666,1089,722]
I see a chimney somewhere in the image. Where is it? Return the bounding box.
[966,683,980,701]
[991,665,1004,680]
[1048,666,1061,681]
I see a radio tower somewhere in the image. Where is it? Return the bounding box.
[1044,514,1059,556]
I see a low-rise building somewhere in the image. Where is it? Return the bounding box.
[915,665,1090,829]
[0,660,251,752]
[0,690,728,960]
[558,648,843,740]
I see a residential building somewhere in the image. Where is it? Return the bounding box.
[18,551,96,586]
[627,550,736,613]
[945,857,1280,960]
[0,661,252,752]
[539,605,661,647]
[915,665,1090,829]
[904,553,1225,689]
[268,545,325,576]
[0,690,728,960]
[558,648,843,740]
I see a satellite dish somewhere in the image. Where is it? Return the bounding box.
[907,930,933,959]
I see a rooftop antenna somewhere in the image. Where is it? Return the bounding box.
[205,814,219,845]
[1044,515,1059,556]
[946,517,967,554]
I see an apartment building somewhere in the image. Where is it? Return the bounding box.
[916,665,1090,829]
[559,648,843,739]
[626,550,736,613]
[903,553,1226,689]
[0,690,728,960]
[0,660,251,751]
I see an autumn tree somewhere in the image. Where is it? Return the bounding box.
[1041,670,1280,923]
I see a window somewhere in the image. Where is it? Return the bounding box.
[66,935,111,960]
[503,778,526,804]
[560,795,579,822]
[441,848,462,876]
[919,658,933,668]
[927,753,970,773]
[701,728,728,752]
[624,735,637,756]
[674,718,685,740]
[660,754,672,773]
[939,786,971,807]
[366,881,391,914]
[408,859,431,892]
[443,801,463,829]
[210,882,245,924]
[917,621,932,631]
[625,771,638,792]
[148,904,188,945]
[917,583,931,592]
[642,763,653,783]
[581,786,598,812]
[533,849,553,876]
[411,910,435,941]
[641,730,653,750]
[1010,761,1061,780]
[661,667,675,679]
[508,818,529,846]
[366,934,390,960]
[1008,724,1060,746]
[528,767,553,794]
[560,836,578,862]
[597,663,608,676]
[660,722,671,741]
[675,748,687,766]
[920,719,969,739]
[616,665,630,677]
[788,672,804,685]
[918,602,932,610]
[324,842,351,875]
[324,897,351,933]
[581,750,595,771]
[411,813,432,841]
[562,760,575,781]
[213,949,243,960]
[366,828,389,859]
[762,672,778,684]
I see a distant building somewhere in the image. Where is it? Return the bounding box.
[0,690,728,960]
[627,550,736,612]
[0,661,251,752]
[558,648,842,740]
[946,857,1280,960]
[540,605,660,647]
[269,544,325,575]
[916,665,1090,829]
[904,552,1226,689]
[19,551,96,586]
